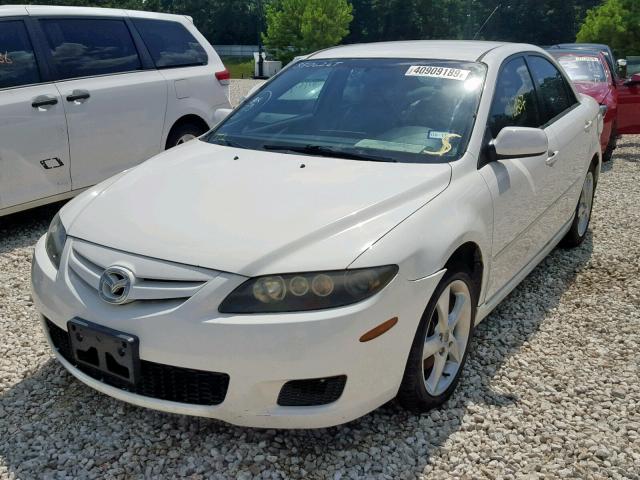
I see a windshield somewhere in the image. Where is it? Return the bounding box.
[205,59,487,163]
[555,55,607,83]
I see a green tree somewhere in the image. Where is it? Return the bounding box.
[262,0,353,63]
[577,0,640,56]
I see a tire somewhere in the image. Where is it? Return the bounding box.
[397,267,476,412]
[560,163,597,248]
[166,122,207,150]
[603,124,617,162]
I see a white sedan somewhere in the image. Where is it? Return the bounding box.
[32,41,602,429]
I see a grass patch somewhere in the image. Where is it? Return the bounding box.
[221,57,254,79]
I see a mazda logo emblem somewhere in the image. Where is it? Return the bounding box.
[99,266,135,305]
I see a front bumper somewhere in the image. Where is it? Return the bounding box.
[31,236,444,428]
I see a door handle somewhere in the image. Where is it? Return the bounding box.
[546,151,559,166]
[584,120,593,131]
[66,90,91,102]
[32,95,58,108]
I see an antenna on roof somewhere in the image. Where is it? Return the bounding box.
[473,4,502,40]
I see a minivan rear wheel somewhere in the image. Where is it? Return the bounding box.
[166,122,207,149]
[397,267,475,412]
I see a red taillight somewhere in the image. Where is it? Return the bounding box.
[215,68,230,85]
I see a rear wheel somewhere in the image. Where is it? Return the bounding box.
[560,164,596,248]
[166,122,207,149]
[603,124,617,162]
[397,268,475,412]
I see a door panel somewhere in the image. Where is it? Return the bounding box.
[482,56,559,299]
[37,17,168,190]
[544,105,592,227]
[480,153,551,299]
[0,19,71,210]
[0,84,71,209]
[56,71,167,189]
[617,82,640,134]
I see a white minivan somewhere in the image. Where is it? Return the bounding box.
[0,5,231,216]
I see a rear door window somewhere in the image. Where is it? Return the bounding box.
[132,19,207,69]
[40,18,142,80]
[0,20,41,89]
[527,55,577,124]
[488,57,540,138]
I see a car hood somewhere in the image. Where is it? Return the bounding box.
[573,81,610,104]
[65,142,452,276]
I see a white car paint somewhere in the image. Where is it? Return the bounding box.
[0,5,231,215]
[31,41,601,428]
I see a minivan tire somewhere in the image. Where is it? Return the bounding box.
[166,122,208,149]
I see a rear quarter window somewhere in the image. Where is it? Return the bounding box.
[132,19,208,69]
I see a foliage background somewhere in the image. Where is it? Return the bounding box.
[4,0,636,57]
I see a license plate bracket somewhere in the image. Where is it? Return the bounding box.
[67,318,140,385]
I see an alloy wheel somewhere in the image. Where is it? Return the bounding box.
[421,279,472,396]
[577,171,594,237]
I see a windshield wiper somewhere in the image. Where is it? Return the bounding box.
[263,144,397,163]
[209,136,250,150]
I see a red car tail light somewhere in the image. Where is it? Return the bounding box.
[215,69,230,86]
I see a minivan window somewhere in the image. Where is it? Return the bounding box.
[527,56,576,124]
[488,57,540,138]
[207,59,487,164]
[40,18,142,80]
[0,21,40,89]
[132,19,207,69]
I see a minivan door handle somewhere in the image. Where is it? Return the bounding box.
[584,120,593,131]
[66,90,91,102]
[32,95,59,108]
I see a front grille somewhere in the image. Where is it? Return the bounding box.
[278,376,346,407]
[68,247,209,304]
[45,319,229,406]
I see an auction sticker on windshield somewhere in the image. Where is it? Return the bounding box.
[405,65,471,81]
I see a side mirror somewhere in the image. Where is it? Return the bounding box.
[625,73,640,86]
[492,127,548,160]
[214,108,232,124]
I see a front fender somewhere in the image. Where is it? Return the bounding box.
[349,165,493,304]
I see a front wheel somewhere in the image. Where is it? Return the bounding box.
[560,166,596,248]
[397,268,475,412]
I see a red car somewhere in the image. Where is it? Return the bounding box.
[550,49,640,161]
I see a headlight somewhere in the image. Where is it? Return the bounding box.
[45,213,67,269]
[219,265,398,314]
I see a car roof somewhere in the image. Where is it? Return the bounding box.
[549,49,602,58]
[556,43,609,49]
[0,4,189,21]
[309,40,517,62]
[0,5,28,16]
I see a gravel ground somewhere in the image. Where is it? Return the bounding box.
[229,79,264,107]
[0,81,639,479]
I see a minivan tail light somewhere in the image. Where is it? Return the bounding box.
[215,69,230,85]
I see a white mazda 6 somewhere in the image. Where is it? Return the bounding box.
[32,41,602,428]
